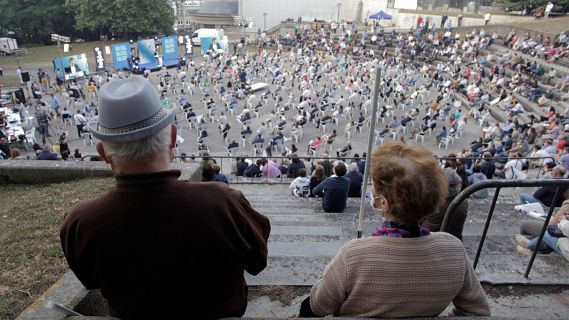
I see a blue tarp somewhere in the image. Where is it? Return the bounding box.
[369,10,392,20]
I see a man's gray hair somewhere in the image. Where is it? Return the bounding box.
[101,125,171,163]
[348,162,358,172]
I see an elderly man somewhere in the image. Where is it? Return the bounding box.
[60,77,271,319]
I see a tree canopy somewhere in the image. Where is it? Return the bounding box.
[498,0,569,14]
[0,0,75,43]
[65,0,176,39]
[0,0,175,44]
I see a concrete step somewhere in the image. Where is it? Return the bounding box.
[246,251,569,286]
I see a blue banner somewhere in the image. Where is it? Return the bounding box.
[162,36,179,67]
[200,37,213,55]
[138,39,157,70]
[52,53,90,80]
[111,43,131,69]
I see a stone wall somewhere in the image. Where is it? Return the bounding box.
[0,161,200,184]
[386,9,539,30]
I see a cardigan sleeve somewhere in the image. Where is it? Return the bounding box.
[451,253,491,316]
[309,247,349,316]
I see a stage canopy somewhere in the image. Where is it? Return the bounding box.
[369,10,392,20]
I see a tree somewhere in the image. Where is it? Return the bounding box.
[0,0,76,43]
[498,0,569,14]
[66,0,176,39]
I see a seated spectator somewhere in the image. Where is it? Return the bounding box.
[244,159,262,178]
[251,134,264,145]
[287,155,306,178]
[423,168,469,240]
[289,168,311,197]
[261,158,281,179]
[468,165,489,199]
[228,140,239,150]
[336,143,352,159]
[515,200,569,261]
[345,162,363,197]
[436,126,448,143]
[309,164,326,196]
[318,153,334,177]
[60,76,270,319]
[236,157,248,176]
[310,136,323,151]
[214,165,229,184]
[300,142,490,318]
[201,164,217,182]
[37,144,59,160]
[519,166,568,207]
[312,162,350,212]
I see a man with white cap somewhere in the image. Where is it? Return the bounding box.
[60,76,271,319]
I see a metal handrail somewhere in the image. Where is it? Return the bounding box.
[441,179,569,278]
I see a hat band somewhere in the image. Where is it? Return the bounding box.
[96,108,168,135]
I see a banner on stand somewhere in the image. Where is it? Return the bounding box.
[138,39,157,69]
[111,42,131,69]
[162,36,179,67]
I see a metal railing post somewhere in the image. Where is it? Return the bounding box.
[473,187,501,269]
[524,186,563,278]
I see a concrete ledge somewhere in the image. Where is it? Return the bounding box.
[0,161,200,184]
[0,161,113,184]
[16,271,89,320]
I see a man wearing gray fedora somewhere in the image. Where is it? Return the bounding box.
[60,76,271,319]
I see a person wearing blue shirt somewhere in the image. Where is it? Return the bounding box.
[251,134,265,145]
[312,162,351,212]
[214,165,229,184]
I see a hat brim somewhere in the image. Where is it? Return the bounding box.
[88,108,176,143]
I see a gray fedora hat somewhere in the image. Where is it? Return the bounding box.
[88,76,175,142]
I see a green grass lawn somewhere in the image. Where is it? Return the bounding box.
[0,40,123,72]
[0,178,114,319]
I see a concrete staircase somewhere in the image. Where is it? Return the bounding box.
[233,183,569,286]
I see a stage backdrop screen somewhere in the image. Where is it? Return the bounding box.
[112,42,131,69]
[138,39,157,69]
[52,54,90,80]
[162,36,179,67]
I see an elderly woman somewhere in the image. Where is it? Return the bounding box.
[301,142,491,318]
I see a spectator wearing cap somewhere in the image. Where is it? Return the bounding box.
[60,76,270,319]
[312,161,351,212]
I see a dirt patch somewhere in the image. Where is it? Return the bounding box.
[0,178,114,320]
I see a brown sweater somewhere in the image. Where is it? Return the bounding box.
[60,170,270,319]
[310,232,491,318]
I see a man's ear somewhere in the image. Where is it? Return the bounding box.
[96,142,111,164]
[170,124,177,149]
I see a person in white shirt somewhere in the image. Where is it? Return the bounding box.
[289,168,311,197]
[530,144,553,168]
[73,110,87,138]
[545,2,554,19]
[502,152,525,179]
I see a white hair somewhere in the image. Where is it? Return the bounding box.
[348,162,359,172]
[101,125,171,163]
